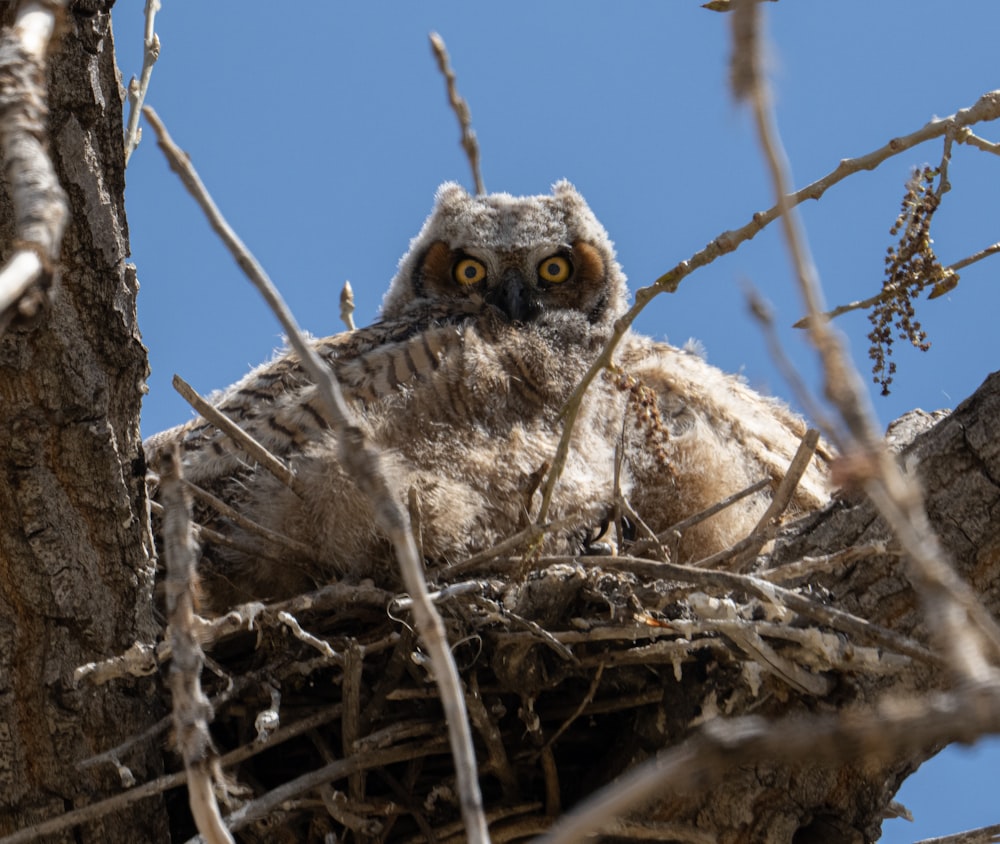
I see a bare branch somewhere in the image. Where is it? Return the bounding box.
[798,240,1000,327]
[182,477,316,560]
[123,0,161,164]
[171,373,304,495]
[739,0,1000,686]
[579,555,939,667]
[0,0,69,330]
[729,428,820,571]
[156,445,234,844]
[534,74,1000,524]
[143,105,490,843]
[429,31,485,195]
[915,822,1000,844]
[954,126,1000,156]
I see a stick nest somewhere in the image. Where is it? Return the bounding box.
[159,525,897,843]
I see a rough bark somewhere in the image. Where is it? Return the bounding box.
[0,4,168,842]
[624,372,1000,844]
[0,5,997,843]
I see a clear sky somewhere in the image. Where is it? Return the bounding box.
[112,3,1000,840]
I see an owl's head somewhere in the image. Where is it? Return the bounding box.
[382,182,628,332]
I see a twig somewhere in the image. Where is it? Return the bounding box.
[150,497,295,568]
[794,241,1000,327]
[535,686,1000,844]
[466,671,518,799]
[0,0,69,331]
[3,704,345,844]
[954,126,1000,156]
[340,279,356,330]
[728,428,820,571]
[739,0,1000,685]
[276,611,339,660]
[630,478,770,558]
[73,641,158,686]
[915,822,1000,844]
[429,32,485,195]
[192,739,450,840]
[948,240,1000,273]
[343,640,365,805]
[761,542,897,584]
[745,284,838,439]
[434,517,578,579]
[144,106,489,844]
[183,478,316,560]
[577,555,939,667]
[156,445,234,844]
[535,87,1000,520]
[170,373,304,495]
[540,664,604,753]
[123,0,161,164]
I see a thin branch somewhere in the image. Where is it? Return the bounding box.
[630,478,770,559]
[915,822,1000,844]
[156,445,234,844]
[740,0,1000,686]
[535,88,1000,519]
[433,516,579,580]
[429,31,485,195]
[948,240,1000,274]
[1,705,345,844]
[954,125,1000,156]
[123,0,161,164]
[170,373,304,495]
[183,478,316,560]
[0,0,69,330]
[143,106,490,844]
[745,283,838,439]
[539,664,605,753]
[195,739,450,840]
[276,611,340,660]
[726,429,819,571]
[794,241,1000,327]
[761,542,898,584]
[579,556,939,667]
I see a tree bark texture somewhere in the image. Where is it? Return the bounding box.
[625,372,1000,843]
[0,5,167,841]
[0,5,998,843]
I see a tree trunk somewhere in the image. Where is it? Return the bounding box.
[626,372,1000,843]
[1,5,998,843]
[0,4,168,841]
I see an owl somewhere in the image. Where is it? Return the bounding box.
[145,182,832,607]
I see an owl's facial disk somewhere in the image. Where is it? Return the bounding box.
[414,240,608,324]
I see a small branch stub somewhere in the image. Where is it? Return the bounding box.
[0,0,70,331]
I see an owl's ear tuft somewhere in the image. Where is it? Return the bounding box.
[435,182,471,208]
[552,180,582,201]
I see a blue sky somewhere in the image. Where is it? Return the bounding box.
[113,3,1000,840]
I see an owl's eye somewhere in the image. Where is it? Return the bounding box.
[538,255,573,284]
[453,257,487,286]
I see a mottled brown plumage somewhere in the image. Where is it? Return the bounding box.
[145,182,832,607]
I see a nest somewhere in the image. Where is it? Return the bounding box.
[146,512,904,844]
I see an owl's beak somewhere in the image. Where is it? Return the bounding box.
[488,269,541,323]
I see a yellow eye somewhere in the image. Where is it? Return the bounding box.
[538,255,572,284]
[453,257,487,286]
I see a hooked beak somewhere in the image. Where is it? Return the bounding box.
[486,269,541,323]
